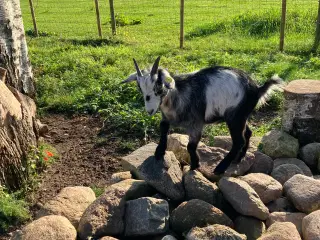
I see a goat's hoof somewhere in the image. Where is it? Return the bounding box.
[190,163,200,170]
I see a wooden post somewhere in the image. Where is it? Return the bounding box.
[94,0,102,38]
[279,0,287,51]
[28,0,38,36]
[312,0,320,52]
[180,0,185,49]
[109,0,116,35]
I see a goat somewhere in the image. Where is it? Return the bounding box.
[122,57,282,174]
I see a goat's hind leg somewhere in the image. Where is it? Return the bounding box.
[155,120,170,160]
[237,124,252,161]
[187,129,203,170]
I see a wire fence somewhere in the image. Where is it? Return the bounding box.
[20,0,319,50]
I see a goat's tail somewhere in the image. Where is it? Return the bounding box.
[257,74,284,106]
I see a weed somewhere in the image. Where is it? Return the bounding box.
[90,185,105,197]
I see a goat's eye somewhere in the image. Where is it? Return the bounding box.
[146,95,150,101]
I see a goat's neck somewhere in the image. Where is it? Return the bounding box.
[159,89,180,121]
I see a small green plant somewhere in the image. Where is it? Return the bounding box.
[112,14,142,27]
[90,185,104,197]
[0,186,30,233]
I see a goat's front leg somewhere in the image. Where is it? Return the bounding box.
[155,120,170,160]
[187,128,203,170]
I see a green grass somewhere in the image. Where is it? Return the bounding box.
[20,0,320,139]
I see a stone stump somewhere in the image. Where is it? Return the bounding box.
[282,80,320,145]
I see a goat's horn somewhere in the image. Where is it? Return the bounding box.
[151,56,161,76]
[133,58,142,77]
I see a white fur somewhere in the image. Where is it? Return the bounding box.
[205,70,244,120]
[257,74,284,107]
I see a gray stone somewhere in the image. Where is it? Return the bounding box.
[212,135,262,152]
[240,173,282,204]
[36,186,96,228]
[78,179,155,239]
[218,177,269,220]
[234,216,265,240]
[299,143,320,169]
[258,222,301,240]
[110,171,132,184]
[314,175,320,180]
[261,130,299,159]
[284,174,320,213]
[248,151,274,175]
[161,235,178,240]
[266,212,306,236]
[12,215,77,240]
[302,210,320,240]
[125,197,169,236]
[186,224,246,240]
[267,197,296,213]
[271,164,304,185]
[170,199,233,235]
[99,237,119,240]
[273,158,312,177]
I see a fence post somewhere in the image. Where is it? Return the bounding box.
[180,0,185,48]
[94,0,102,38]
[279,0,287,51]
[28,0,38,36]
[109,0,116,35]
[312,0,320,52]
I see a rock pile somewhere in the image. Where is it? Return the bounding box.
[13,131,320,240]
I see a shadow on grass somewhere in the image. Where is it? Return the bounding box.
[64,38,123,47]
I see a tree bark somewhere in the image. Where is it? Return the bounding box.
[0,0,35,97]
[0,0,38,190]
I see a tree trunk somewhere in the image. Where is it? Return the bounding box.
[0,0,38,190]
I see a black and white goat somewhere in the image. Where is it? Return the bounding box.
[122,57,282,174]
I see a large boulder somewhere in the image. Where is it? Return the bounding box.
[170,199,233,235]
[36,186,96,228]
[273,158,312,177]
[110,171,132,184]
[299,143,320,169]
[239,173,282,204]
[12,215,77,240]
[78,179,155,239]
[186,224,246,240]
[267,197,296,213]
[248,152,274,175]
[261,130,299,159]
[302,210,320,240]
[125,197,169,236]
[218,177,269,220]
[234,216,265,240]
[266,212,306,236]
[258,222,301,240]
[212,135,262,152]
[271,164,305,185]
[123,146,185,201]
[283,174,320,213]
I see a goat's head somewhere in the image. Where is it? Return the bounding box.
[122,56,174,116]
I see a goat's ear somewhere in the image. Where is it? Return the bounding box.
[151,56,161,76]
[158,69,175,89]
[122,72,137,84]
[133,58,142,77]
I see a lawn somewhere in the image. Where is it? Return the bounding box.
[19,0,320,141]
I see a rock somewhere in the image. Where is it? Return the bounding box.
[110,171,132,184]
[234,216,266,240]
[273,158,313,177]
[161,236,178,240]
[36,186,96,228]
[121,142,157,179]
[299,143,320,169]
[267,197,296,213]
[266,212,306,236]
[258,222,301,240]
[78,179,155,239]
[123,146,184,201]
[302,210,320,240]
[197,146,254,181]
[218,177,269,220]
[271,164,304,185]
[167,133,205,164]
[11,215,76,240]
[261,130,299,159]
[284,174,320,213]
[239,173,282,204]
[314,175,320,180]
[36,119,49,136]
[248,151,274,175]
[186,224,246,240]
[99,237,119,240]
[125,197,169,236]
[213,135,262,152]
[184,170,221,205]
[170,199,233,235]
